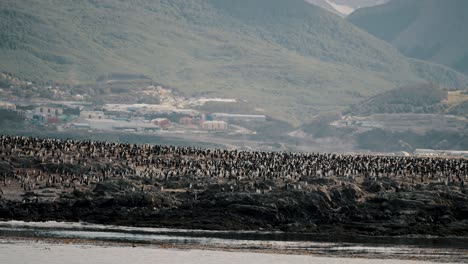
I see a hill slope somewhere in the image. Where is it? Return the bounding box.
[349,0,468,75]
[346,83,449,116]
[1,0,467,124]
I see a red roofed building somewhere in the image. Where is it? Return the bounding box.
[47,117,59,124]
[151,118,171,129]
[179,116,193,125]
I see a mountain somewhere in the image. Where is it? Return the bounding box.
[334,0,389,9]
[306,0,389,16]
[1,0,467,124]
[348,0,468,75]
[305,0,352,16]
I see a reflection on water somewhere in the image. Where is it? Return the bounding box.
[0,221,467,262]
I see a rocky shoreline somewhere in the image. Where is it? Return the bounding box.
[2,179,468,237]
[1,135,468,237]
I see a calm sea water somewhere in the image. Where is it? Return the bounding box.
[0,221,467,263]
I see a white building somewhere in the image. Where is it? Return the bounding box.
[201,120,228,131]
[103,103,199,116]
[0,102,16,110]
[36,106,63,117]
[80,111,105,120]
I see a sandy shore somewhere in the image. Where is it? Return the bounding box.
[0,238,459,264]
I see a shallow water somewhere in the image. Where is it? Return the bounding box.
[0,221,467,263]
[2,241,457,264]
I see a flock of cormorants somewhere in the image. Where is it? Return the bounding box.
[0,135,467,199]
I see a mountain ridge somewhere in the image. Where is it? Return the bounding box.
[306,0,389,16]
[349,0,468,75]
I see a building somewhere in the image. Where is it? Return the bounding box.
[151,118,171,129]
[104,104,177,114]
[80,111,105,120]
[179,116,193,125]
[103,103,199,116]
[201,120,228,131]
[32,114,46,124]
[36,106,63,117]
[47,117,60,124]
[0,102,16,110]
[211,113,266,122]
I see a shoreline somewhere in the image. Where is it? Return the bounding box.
[2,219,468,240]
[3,193,468,239]
[0,235,466,263]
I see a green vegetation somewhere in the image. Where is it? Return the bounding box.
[349,0,468,75]
[356,129,468,152]
[197,101,258,115]
[1,0,468,124]
[96,73,151,82]
[0,109,25,128]
[301,111,354,138]
[0,77,12,88]
[0,80,11,89]
[0,72,19,88]
[346,83,449,115]
[447,101,468,116]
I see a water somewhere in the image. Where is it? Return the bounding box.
[0,221,467,263]
[1,242,453,264]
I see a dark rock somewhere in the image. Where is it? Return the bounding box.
[0,206,11,218]
[72,199,92,208]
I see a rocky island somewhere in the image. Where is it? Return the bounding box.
[0,135,467,237]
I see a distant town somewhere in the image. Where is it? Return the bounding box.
[0,72,467,157]
[0,79,267,137]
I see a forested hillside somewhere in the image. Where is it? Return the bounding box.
[346,83,448,115]
[1,0,467,123]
